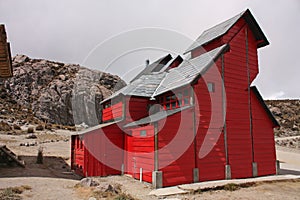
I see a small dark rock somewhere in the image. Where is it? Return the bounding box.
[26,134,37,139]
[36,124,44,131]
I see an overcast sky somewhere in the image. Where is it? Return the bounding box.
[0,0,299,99]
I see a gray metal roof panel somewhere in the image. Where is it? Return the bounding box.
[124,106,193,128]
[101,72,167,103]
[71,120,122,136]
[153,44,228,97]
[102,44,228,103]
[184,10,245,54]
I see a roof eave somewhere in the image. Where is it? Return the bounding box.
[243,9,270,48]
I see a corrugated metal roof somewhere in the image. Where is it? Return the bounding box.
[184,9,269,54]
[72,120,122,136]
[101,72,167,103]
[124,106,193,128]
[102,44,228,103]
[184,10,245,54]
[152,44,228,97]
[0,24,13,78]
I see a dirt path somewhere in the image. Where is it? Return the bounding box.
[0,129,82,199]
[1,130,300,200]
[0,177,80,200]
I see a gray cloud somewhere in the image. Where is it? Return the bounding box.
[0,0,299,99]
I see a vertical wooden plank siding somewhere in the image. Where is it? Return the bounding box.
[158,108,195,187]
[223,21,253,178]
[126,97,151,122]
[251,90,276,176]
[193,59,226,181]
[102,102,123,122]
[126,125,155,183]
[80,123,124,177]
[71,135,86,176]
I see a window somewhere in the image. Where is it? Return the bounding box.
[207,82,215,92]
[140,130,147,137]
[158,88,191,110]
[103,103,111,109]
[182,89,190,106]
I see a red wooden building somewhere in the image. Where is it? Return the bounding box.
[71,9,279,188]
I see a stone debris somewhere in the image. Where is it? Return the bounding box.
[80,177,100,187]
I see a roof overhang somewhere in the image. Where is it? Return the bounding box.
[184,9,269,54]
[243,9,269,48]
[71,120,123,136]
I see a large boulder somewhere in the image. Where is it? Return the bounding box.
[2,55,126,126]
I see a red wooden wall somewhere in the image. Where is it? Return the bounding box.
[71,123,124,177]
[125,125,154,183]
[158,108,195,187]
[251,90,276,176]
[102,101,123,122]
[71,135,85,176]
[126,96,151,122]
[222,20,255,179]
[193,59,226,181]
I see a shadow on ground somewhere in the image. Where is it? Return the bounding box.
[0,155,81,180]
[279,168,300,175]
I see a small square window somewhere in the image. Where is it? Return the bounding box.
[183,90,189,96]
[171,101,176,108]
[207,82,215,92]
[177,92,182,99]
[140,130,147,137]
[166,104,171,109]
[184,97,189,105]
[178,100,182,106]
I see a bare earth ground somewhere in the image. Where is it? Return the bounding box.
[0,130,300,200]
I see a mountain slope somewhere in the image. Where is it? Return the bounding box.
[1,55,126,126]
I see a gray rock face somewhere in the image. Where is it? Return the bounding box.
[2,55,126,126]
[266,100,300,138]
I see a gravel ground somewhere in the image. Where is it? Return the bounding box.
[1,130,300,200]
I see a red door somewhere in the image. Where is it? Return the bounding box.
[125,133,134,176]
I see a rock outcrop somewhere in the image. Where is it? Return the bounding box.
[265,100,300,137]
[0,55,126,126]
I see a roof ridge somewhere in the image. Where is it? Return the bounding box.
[184,9,248,54]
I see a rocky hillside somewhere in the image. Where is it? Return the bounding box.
[0,55,126,127]
[265,100,300,137]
